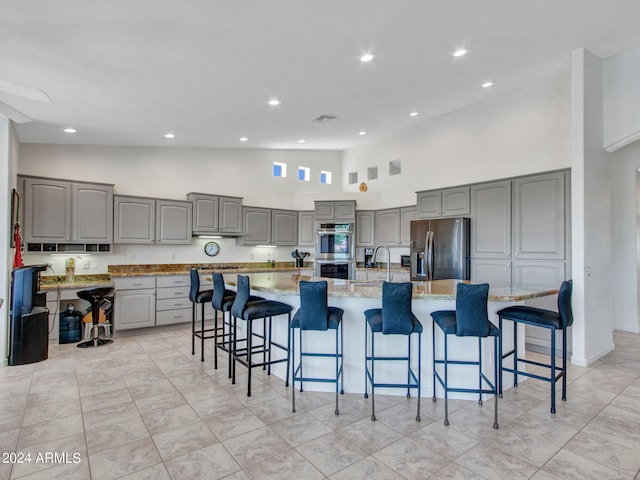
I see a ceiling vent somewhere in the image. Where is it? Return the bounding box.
[311,114,337,123]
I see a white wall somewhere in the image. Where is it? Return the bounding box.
[609,141,640,333]
[341,74,571,210]
[603,46,640,152]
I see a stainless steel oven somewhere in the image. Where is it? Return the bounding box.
[315,222,354,261]
[314,260,354,280]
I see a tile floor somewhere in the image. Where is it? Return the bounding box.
[1,328,640,480]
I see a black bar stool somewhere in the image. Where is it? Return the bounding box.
[190,268,213,362]
[212,272,263,376]
[497,279,573,414]
[77,287,115,348]
[291,280,344,415]
[432,282,499,429]
[364,282,422,422]
[231,275,292,396]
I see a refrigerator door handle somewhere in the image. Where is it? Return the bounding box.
[426,230,434,281]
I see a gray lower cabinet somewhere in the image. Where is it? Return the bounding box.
[114,195,192,244]
[356,211,375,247]
[416,186,470,218]
[156,200,192,244]
[513,172,565,260]
[155,275,191,326]
[512,260,566,289]
[113,277,156,330]
[22,177,113,245]
[272,209,298,245]
[471,259,512,288]
[470,180,511,258]
[298,211,314,246]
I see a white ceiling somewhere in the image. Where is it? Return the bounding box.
[2,0,640,151]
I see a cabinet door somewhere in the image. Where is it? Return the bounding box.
[356,211,375,247]
[314,202,334,220]
[219,196,243,233]
[156,200,192,245]
[512,260,565,289]
[442,187,470,216]
[272,209,298,245]
[471,181,511,258]
[334,201,356,220]
[400,207,416,246]
[240,207,271,245]
[24,178,71,243]
[298,211,315,246]
[416,191,442,218]
[114,196,155,244]
[513,172,565,260]
[72,183,113,242]
[471,259,512,288]
[375,209,400,246]
[114,289,156,330]
[189,194,219,234]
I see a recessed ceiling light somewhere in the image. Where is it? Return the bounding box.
[164,133,175,139]
[409,111,419,117]
[297,139,305,143]
[240,137,248,142]
[453,49,467,57]
[268,98,281,106]
[63,128,76,133]
[360,53,374,63]
[359,131,367,136]
[482,81,494,88]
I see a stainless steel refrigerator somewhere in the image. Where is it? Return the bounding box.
[410,217,470,281]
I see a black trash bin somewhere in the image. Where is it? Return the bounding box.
[59,304,84,344]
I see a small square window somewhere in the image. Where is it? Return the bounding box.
[389,159,401,175]
[273,162,287,178]
[367,166,378,181]
[320,170,332,184]
[298,166,310,181]
[348,172,358,184]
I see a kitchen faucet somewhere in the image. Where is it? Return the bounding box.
[372,244,391,282]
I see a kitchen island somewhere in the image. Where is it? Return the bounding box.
[223,272,558,400]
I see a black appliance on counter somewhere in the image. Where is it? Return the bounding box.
[410,218,470,281]
[364,248,375,268]
[9,265,49,366]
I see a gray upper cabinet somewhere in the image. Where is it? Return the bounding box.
[298,211,315,246]
[356,211,375,247]
[375,208,400,246]
[23,178,71,243]
[219,196,243,234]
[272,209,298,246]
[399,207,416,246]
[23,177,113,245]
[239,207,271,245]
[513,172,565,260]
[314,201,356,221]
[470,181,511,258]
[72,183,113,242]
[156,200,192,244]
[187,193,242,235]
[114,196,155,244]
[416,187,469,218]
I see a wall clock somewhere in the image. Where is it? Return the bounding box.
[204,241,220,257]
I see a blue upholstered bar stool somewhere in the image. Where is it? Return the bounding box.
[212,272,263,376]
[364,282,422,422]
[431,282,499,429]
[231,275,293,396]
[190,269,214,362]
[497,279,573,414]
[291,280,344,415]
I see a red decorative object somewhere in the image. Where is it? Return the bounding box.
[13,222,24,268]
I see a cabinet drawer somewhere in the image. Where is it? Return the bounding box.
[157,297,191,311]
[156,286,190,300]
[156,308,191,325]
[156,275,190,288]
[114,276,156,290]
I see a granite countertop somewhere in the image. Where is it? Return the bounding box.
[40,274,113,291]
[223,272,558,302]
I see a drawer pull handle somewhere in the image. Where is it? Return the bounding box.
[132,283,143,286]
[174,303,182,306]
[173,315,184,319]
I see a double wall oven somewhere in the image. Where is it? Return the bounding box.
[314,222,355,279]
